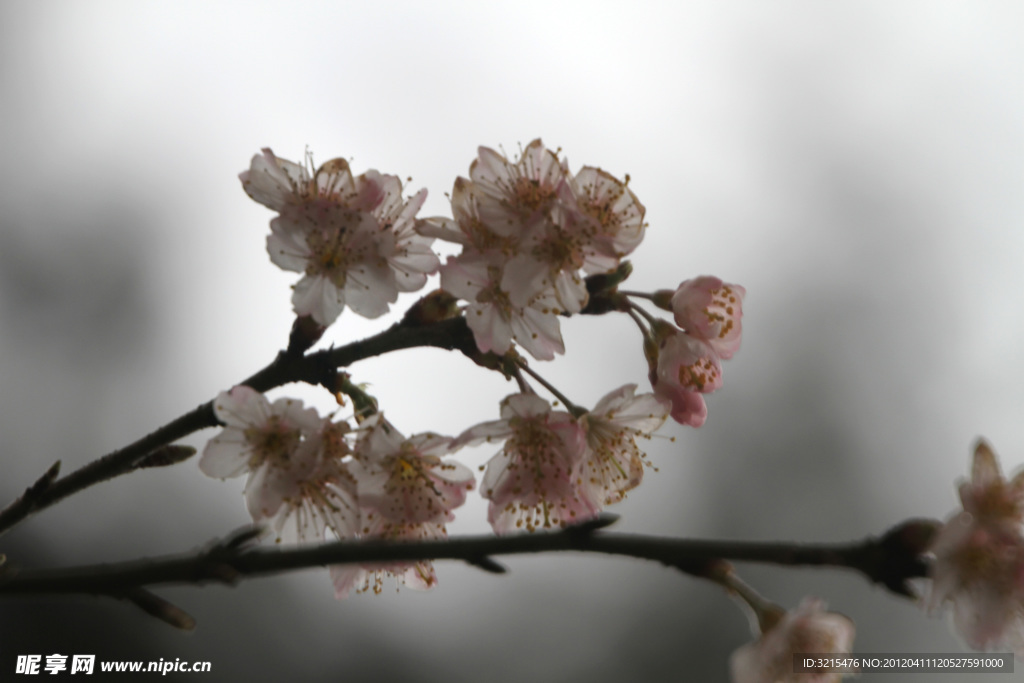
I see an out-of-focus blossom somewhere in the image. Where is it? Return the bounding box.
[927,516,1024,656]
[925,439,1024,657]
[957,439,1024,528]
[669,276,745,359]
[331,415,474,596]
[577,384,668,506]
[456,393,596,533]
[730,598,856,683]
[199,385,323,521]
[241,148,439,325]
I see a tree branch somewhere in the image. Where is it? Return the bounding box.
[0,316,479,537]
[0,519,935,603]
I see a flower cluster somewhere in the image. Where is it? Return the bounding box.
[241,149,439,326]
[925,439,1024,656]
[199,386,474,595]
[218,142,744,593]
[455,385,668,533]
[422,139,647,360]
[647,275,745,426]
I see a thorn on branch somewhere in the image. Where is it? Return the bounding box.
[120,588,196,631]
[465,556,508,574]
[565,513,620,535]
[0,460,62,523]
[219,525,266,551]
[198,526,264,584]
[29,461,61,496]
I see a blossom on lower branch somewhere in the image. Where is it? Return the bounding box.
[269,419,360,545]
[331,415,475,596]
[456,393,592,533]
[577,384,669,506]
[925,439,1024,657]
[455,387,668,534]
[199,385,326,521]
[200,387,478,597]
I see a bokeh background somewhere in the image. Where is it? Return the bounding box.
[1,1,1022,680]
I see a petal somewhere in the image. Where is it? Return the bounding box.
[199,430,251,479]
[329,565,367,599]
[344,259,397,319]
[292,274,346,326]
[267,217,311,273]
[501,253,551,307]
[416,216,469,245]
[453,418,514,448]
[972,439,1003,488]
[512,303,564,360]
[240,148,308,212]
[213,386,271,429]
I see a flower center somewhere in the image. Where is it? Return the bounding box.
[244,416,302,470]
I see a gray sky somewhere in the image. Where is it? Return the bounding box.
[0,2,1022,681]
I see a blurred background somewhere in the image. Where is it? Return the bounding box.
[0,1,1021,680]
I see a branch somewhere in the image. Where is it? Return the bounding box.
[0,519,934,604]
[0,263,628,537]
[0,316,479,537]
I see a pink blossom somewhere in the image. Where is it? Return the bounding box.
[456,393,597,533]
[440,252,565,361]
[577,385,669,506]
[427,141,653,359]
[670,276,745,359]
[330,519,449,597]
[330,415,474,597]
[562,166,647,274]
[469,139,569,237]
[241,149,439,326]
[269,419,360,545]
[467,139,590,314]
[650,330,723,427]
[730,598,856,683]
[199,385,324,521]
[500,224,590,315]
[417,176,519,256]
[351,416,474,526]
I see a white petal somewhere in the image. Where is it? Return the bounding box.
[292,274,346,326]
[199,431,251,479]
